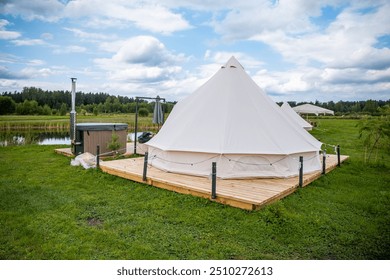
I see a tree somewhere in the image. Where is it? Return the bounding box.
[42,104,52,115]
[107,131,121,154]
[16,100,40,115]
[0,96,16,114]
[97,103,104,114]
[80,109,87,116]
[59,103,67,116]
[112,97,121,113]
[363,100,378,114]
[379,104,390,116]
[351,102,361,113]
[93,106,99,116]
[104,96,114,113]
[335,101,347,113]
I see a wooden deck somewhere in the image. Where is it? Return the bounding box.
[100,154,349,210]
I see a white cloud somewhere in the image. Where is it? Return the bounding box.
[0,19,9,29]
[0,30,20,40]
[22,67,54,78]
[0,79,20,89]
[27,59,45,66]
[0,53,18,64]
[40,33,54,40]
[328,47,390,70]
[223,1,390,101]
[321,67,390,84]
[111,36,184,66]
[124,4,191,34]
[12,39,46,46]
[0,65,29,79]
[208,0,327,41]
[1,0,191,34]
[250,2,390,68]
[1,0,389,102]
[64,0,191,34]
[53,45,87,54]
[204,50,264,71]
[64,28,115,41]
[0,19,21,40]
[252,64,390,102]
[93,36,187,96]
[0,0,65,22]
[253,68,313,96]
[109,65,182,83]
[98,40,126,53]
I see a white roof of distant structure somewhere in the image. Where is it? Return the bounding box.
[293,103,334,116]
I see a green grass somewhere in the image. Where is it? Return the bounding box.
[0,119,389,259]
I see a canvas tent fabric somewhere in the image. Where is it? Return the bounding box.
[146,57,323,178]
[293,103,334,116]
[152,96,164,125]
[280,102,313,131]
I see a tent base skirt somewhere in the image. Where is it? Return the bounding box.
[147,148,322,179]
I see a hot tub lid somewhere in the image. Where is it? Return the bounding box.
[76,123,128,131]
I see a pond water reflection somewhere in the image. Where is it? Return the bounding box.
[0,130,137,146]
[0,130,70,146]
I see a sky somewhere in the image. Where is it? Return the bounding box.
[0,0,390,103]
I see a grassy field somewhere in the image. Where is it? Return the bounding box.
[0,118,389,259]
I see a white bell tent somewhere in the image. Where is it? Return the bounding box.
[280,102,313,131]
[146,57,322,178]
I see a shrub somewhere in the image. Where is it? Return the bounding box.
[0,96,16,114]
[138,108,149,117]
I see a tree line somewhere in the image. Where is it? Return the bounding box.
[0,87,175,116]
[0,86,389,116]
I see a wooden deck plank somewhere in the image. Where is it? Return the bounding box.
[99,154,349,210]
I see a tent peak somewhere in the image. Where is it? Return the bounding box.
[221,56,244,69]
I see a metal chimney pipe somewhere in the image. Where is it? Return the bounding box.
[70,78,77,153]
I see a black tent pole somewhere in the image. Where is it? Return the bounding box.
[134,97,139,155]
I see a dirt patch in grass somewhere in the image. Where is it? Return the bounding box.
[86,217,103,227]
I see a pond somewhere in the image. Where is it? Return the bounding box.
[0,130,141,146]
[0,130,71,146]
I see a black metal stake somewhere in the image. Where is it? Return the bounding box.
[322,150,326,175]
[299,156,303,187]
[211,162,217,199]
[337,145,341,167]
[134,98,139,155]
[143,152,148,182]
[96,145,100,168]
